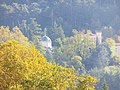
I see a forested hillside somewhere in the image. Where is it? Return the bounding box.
[0,0,120,90]
[1,0,120,39]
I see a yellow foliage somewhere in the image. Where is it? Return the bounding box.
[0,26,32,48]
[0,40,98,90]
[77,74,99,90]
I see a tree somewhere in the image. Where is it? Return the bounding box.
[79,30,96,60]
[101,79,109,90]
[20,18,43,47]
[0,40,98,90]
[19,20,29,37]
[28,18,42,40]
[77,74,98,90]
[85,42,112,70]
[102,26,114,39]
[106,38,115,57]
[0,40,28,89]
[0,26,10,42]
[96,43,111,68]
[53,31,83,67]
[48,21,65,46]
[0,26,31,48]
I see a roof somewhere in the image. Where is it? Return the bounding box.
[84,33,96,36]
[41,35,51,41]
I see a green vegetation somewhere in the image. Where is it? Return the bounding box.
[0,0,120,89]
[0,27,98,89]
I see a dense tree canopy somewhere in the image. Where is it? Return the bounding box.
[0,40,98,89]
[0,0,120,89]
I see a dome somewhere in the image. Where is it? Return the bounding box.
[41,35,51,42]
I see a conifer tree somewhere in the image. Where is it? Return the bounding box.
[101,79,109,90]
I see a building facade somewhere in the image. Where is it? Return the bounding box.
[40,35,52,50]
[83,32,102,45]
[115,43,120,56]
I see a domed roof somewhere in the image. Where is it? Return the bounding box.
[41,35,51,41]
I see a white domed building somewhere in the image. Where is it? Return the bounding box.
[40,35,52,50]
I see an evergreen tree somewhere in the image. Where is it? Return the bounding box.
[97,43,111,68]
[28,18,42,40]
[100,79,109,90]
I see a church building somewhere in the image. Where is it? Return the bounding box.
[40,29,52,50]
